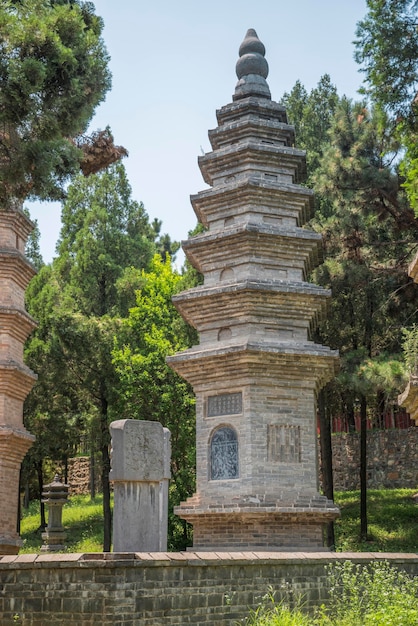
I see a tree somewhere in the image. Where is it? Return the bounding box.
[0,0,111,208]
[354,0,418,124]
[281,74,340,177]
[311,98,417,540]
[113,255,196,549]
[355,1,418,217]
[24,162,169,550]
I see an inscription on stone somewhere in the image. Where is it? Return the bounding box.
[267,424,301,463]
[207,392,242,417]
[210,427,239,480]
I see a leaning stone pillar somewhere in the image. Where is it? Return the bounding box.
[109,419,171,552]
[0,205,36,554]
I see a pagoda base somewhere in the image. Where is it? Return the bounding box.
[0,535,22,555]
[176,498,340,552]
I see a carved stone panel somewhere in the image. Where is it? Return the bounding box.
[210,427,239,480]
[267,424,301,463]
[207,392,242,417]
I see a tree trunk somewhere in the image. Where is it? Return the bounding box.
[360,394,368,541]
[346,397,356,432]
[36,459,46,530]
[100,393,112,552]
[24,482,30,510]
[318,387,335,549]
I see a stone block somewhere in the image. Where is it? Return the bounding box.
[110,419,170,482]
[110,420,171,553]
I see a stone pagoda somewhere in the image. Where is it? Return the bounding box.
[0,204,36,554]
[167,29,339,551]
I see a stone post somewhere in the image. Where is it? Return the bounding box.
[41,474,69,552]
[109,419,171,552]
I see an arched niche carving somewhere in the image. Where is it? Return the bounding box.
[210,426,239,480]
[220,267,234,282]
[218,327,232,341]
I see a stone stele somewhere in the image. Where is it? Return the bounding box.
[109,419,171,552]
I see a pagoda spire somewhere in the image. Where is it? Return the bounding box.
[234,28,271,101]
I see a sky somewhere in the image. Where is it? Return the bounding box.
[28,0,369,265]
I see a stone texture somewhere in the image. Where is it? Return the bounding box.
[109,419,171,552]
[328,427,418,491]
[167,30,339,550]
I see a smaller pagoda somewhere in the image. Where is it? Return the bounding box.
[0,204,36,555]
[167,29,339,551]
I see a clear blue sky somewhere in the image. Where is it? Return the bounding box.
[29,0,368,264]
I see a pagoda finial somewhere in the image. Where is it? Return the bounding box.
[234,29,271,101]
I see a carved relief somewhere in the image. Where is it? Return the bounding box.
[267,424,301,463]
[210,426,239,480]
[207,392,242,417]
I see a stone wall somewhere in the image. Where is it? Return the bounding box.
[1,552,417,625]
[329,427,418,491]
[65,457,101,496]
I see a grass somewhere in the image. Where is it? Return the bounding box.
[334,488,418,552]
[20,494,105,553]
[19,488,418,554]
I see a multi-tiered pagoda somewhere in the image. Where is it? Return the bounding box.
[167,29,339,550]
[0,204,36,554]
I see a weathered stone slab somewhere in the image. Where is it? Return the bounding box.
[110,419,171,553]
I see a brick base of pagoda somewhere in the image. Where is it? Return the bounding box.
[176,495,339,551]
[0,427,35,554]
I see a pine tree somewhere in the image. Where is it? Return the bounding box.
[0,0,111,207]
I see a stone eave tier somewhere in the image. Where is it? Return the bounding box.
[208,116,295,150]
[215,96,288,127]
[0,206,34,242]
[190,178,314,228]
[182,223,323,276]
[167,341,339,390]
[0,425,35,454]
[198,141,307,186]
[172,280,330,330]
[0,307,37,343]
[0,361,37,400]
[0,249,36,288]
[174,505,340,524]
[398,376,418,424]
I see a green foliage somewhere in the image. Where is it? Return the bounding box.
[0,0,110,204]
[354,0,418,123]
[318,560,418,625]
[308,96,418,426]
[20,495,106,553]
[56,162,158,316]
[354,1,418,216]
[113,254,196,549]
[24,162,165,548]
[240,561,418,625]
[240,588,310,626]
[402,324,418,374]
[280,74,339,178]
